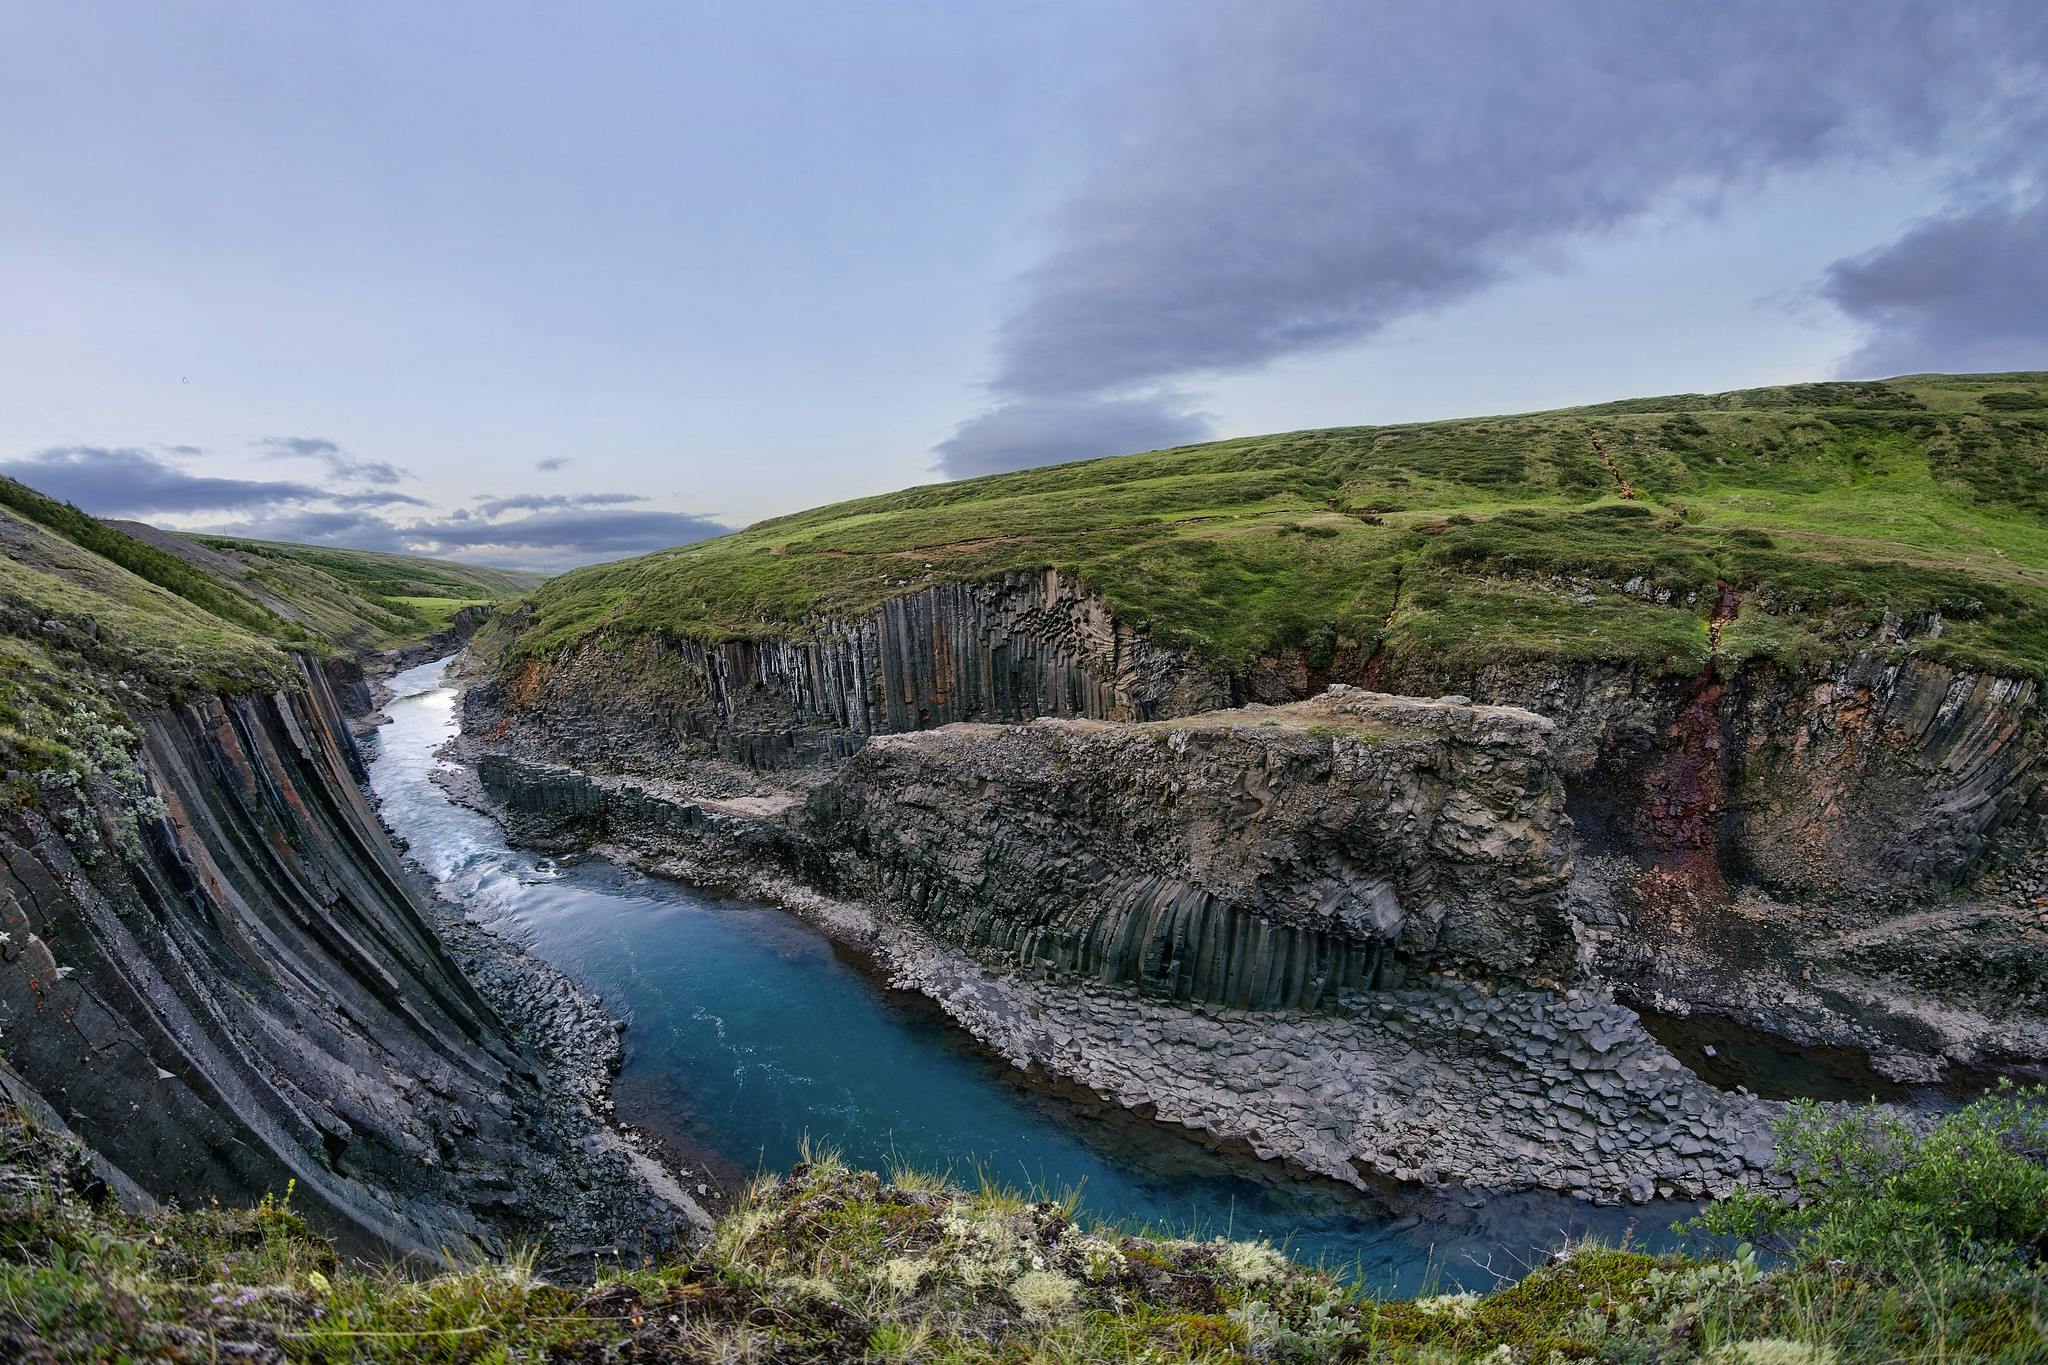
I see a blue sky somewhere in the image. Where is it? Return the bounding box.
[3,2,2044,570]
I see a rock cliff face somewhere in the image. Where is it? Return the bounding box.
[484,575,2043,914]
[1377,651,2044,903]
[478,570,1225,774]
[804,690,1572,1009]
[0,655,691,1258]
[465,566,2047,1200]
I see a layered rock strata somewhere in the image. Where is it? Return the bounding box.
[0,654,701,1259]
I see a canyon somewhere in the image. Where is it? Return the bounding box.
[3,374,2045,1280]
[460,567,2047,1207]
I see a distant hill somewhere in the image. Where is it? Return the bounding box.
[140,527,541,645]
[501,372,2048,682]
[0,474,542,771]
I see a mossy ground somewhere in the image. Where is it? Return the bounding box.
[499,373,2048,681]
[7,1096,2044,1364]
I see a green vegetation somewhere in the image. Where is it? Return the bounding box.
[0,481,538,812]
[0,476,303,642]
[501,373,2048,680]
[0,501,295,780]
[388,595,494,632]
[7,1088,2043,1361]
[189,535,539,604]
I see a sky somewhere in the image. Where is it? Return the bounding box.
[2,1,2045,572]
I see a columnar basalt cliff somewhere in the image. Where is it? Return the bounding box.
[802,690,1573,1009]
[478,570,1226,775]
[458,375,2048,1203]
[469,578,2048,1100]
[0,655,695,1258]
[1385,651,2046,904]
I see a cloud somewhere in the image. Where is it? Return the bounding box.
[1823,193,2048,376]
[470,491,647,517]
[0,446,322,515]
[332,489,431,509]
[213,508,414,552]
[259,434,409,485]
[212,505,733,573]
[412,507,730,558]
[943,0,2048,472]
[936,393,1211,478]
[535,456,574,471]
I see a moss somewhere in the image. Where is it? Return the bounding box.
[5,1109,2045,1362]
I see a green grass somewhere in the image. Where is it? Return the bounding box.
[387,595,494,632]
[0,487,538,812]
[6,1089,2044,1362]
[497,372,2048,680]
[188,535,542,604]
[0,476,304,643]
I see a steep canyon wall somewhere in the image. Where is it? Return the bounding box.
[0,656,677,1257]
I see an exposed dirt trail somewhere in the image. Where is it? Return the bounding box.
[1708,579,1740,651]
[1586,432,1637,500]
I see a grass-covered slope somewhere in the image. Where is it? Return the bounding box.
[187,533,540,603]
[506,373,2048,680]
[5,1090,2044,1363]
[163,530,541,648]
[0,475,536,805]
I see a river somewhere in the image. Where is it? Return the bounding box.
[365,656,1697,1293]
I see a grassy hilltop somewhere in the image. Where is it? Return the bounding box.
[503,373,2048,681]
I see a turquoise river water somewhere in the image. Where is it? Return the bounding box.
[366,656,1702,1293]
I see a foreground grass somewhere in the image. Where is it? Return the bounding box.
[5,1088,2045,1362]
[498,372,2048,680]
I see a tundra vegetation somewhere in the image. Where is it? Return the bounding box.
[496,374,2048,683]
[3,1089,2043,1362]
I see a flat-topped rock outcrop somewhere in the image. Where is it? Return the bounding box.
[805,689,1574,1008]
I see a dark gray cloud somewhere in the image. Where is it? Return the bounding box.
[939,0,2048,477]
[213,505,732,573]
[470,491,647,517]
[216,508,413,552]
[414,507,729,558]
[332,489,431,509]
[259,434,409,485]
[1824,194,2048,376]
[936,394,1210,480]
[535,456,574,471]
[0,445,322,515]
[6,441,721,572]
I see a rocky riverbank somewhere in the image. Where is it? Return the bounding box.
[351,666,721,1271]
[447,659,1792,1205]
